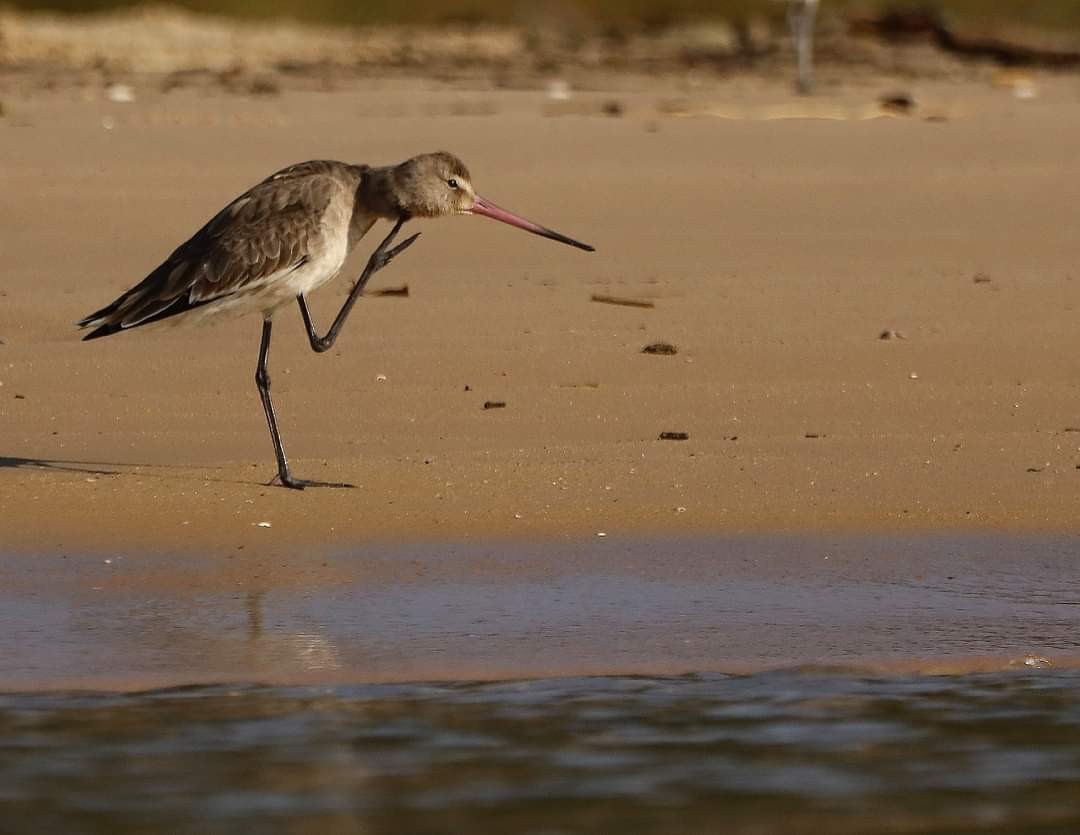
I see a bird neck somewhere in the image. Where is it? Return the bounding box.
[356,165,405,220]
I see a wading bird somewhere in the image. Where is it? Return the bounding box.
[79,152,594,489]
[788,0,820,94]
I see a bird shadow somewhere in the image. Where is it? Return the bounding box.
[0,456,120,475]
[0,456,271,488]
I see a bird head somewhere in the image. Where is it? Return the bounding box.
[392,151,476,219]
[392,151,594,252]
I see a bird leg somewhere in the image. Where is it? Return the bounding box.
[256,318,354,490]
[298,216,421,354]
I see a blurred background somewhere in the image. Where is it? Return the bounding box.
[6,1,1080,28]
[3,1,1080,94]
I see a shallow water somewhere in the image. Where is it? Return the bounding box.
[2,535,1079,687]
[3,671,1080,833]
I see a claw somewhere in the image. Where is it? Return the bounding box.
[374,232,421,270]
[388,232,421,259]
[269,473,354,490]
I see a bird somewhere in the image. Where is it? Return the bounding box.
[78,151,594,489]
[788,0,820,95]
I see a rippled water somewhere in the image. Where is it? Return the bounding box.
[3,671,1080,833]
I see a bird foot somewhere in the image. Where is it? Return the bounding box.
[269,473,355,490]
[370,232,421,272]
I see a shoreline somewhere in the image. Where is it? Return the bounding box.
[7,657,1080,695]
[3,532,1077,691]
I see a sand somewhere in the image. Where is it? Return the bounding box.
[4,72,1080,559]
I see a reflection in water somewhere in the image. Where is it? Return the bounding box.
[1,672,1080,833]
[244,591,342,673]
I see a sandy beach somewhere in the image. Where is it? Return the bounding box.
[4,71,1080,557]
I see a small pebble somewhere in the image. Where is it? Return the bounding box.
[372,285,409,297]
[1013,81,1038,100]
[106,83,135,103]
[547,80,571,101]
[591,294,654,309]
[375,374,387,382]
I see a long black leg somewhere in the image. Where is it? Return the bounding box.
[299,216,421,353]
[255,318,352,490]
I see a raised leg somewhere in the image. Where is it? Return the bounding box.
[299,216,421,353]
[255,318,353,490]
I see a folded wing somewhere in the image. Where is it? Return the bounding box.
[79,162,343,340]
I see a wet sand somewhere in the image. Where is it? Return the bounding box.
[2,534,1078,690]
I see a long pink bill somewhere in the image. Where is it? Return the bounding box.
[469,195,595,252]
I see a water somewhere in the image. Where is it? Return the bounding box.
[2,672,1080,833]
[2,535,1080,687]
[2,534,1080,830]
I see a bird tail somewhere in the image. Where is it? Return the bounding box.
[78,292,210,341]
[77,299,126,340]
[77,258,216,341]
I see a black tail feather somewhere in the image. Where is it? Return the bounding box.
[81,321,124,341]
[78,294,214,341]
[76,300,120,330]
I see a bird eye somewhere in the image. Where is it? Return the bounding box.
[447,178,459,190]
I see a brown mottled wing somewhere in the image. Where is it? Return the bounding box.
[79,162,344,338]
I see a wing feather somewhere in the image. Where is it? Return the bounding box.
[80,161,356,339]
